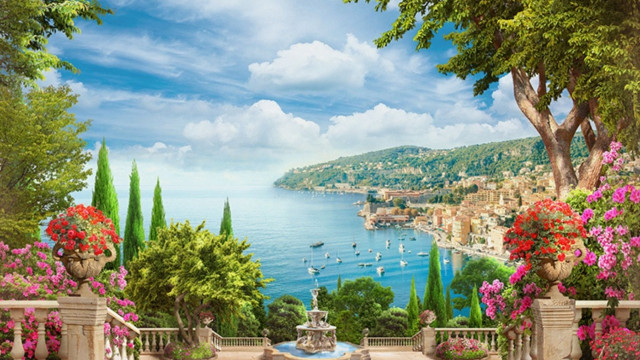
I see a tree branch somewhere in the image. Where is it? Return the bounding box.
[511,67,557,135]
[581,120,597,151]
[174,293,192,346]
[537,63,547,99]
[182,300,195,345]
[559,102,590,141]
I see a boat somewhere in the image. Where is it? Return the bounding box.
[400,259,408,267]
[325,252,330,258]
[377,266,385,275]
[399,244,405,253]
[320,265,325,269]
[352,242,357,248]
[443,258,450,264]
[385,239,391,248]
[358,263,372,267]
[375,252,382,261]
[368,248,372,253]
[408,250,412,253]
[336,257,342,263]
[417,251,429,256]
[310,241,324,248]
[410,237,416,241]
[307,266,319,275]
[303,257,307,262]
[355,250,360,256]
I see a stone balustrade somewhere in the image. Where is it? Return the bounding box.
[139,328,181,354]
[434,327,499,353]
[220,336,267,347]
[366,336,415,348]
[105,308,140,360]
[0,300,60,360]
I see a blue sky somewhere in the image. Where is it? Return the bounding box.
[43,0,571,191]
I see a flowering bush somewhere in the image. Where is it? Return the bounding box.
[46,204,121,254]
[0,241,140,360]
[419,309,437,326]
[504,198,587,271]
[590,327,640,359]
[163,342,217,360]
[435,337,487,360]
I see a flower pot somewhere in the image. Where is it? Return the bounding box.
[536,238,586,298]
[52,242,116,297]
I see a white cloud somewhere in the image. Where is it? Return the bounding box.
[248,35,393,92]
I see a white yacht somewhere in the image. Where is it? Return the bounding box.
[355,250,360,256]
[385,239,391,248]
[308,266,319,275]
[325,252,330,259]
[377,266,385,275]
[400,259,408,267]
[443,258,450,264]
[375,252,382,261]
[417,251,429,257]
[336,257,342,263]
[399,244,405,253]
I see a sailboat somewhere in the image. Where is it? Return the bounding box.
[375,252,382,261]
[336,250,342,263]
[443,258,450,264]
[385,239,391,248]
[400,252,408,267]
[307,251,319,275]
[377,266,385,275]
[325,252,330,259]
[399,243,405,253]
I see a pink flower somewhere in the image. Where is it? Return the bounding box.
[509,265,528,285]
[583,250,597,266]
[631,189,640,203]
[581,208,594,224]
[604,207,620,221]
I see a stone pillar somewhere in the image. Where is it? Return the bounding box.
[57,296,108,360]
[531,296,575,360]
[422,327,436,356]
[196,327,213,345]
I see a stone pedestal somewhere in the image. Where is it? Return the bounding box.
[531,296,575,360]
[197,327,213,345]
[422,327,436,356]
[57,296,108,360]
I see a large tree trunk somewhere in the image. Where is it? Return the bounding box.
[510,67,609,199]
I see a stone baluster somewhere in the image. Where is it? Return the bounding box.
[105,332,113,359]
[615,307,631,325]
[151,331,157,352]
[158,331,164,351]
[33,309,48,360]
[490,331,496,352]
[127,337,135,360]
[112,335,121,360]
[530,324,538,360]
[569,309,582,360]
[10,309,25,360]
[522,332,532,360]
[515,332,522,360]
[59,323,68,360]
[591,308,603,339]
[143,332,149,352]
[508,338,515,360]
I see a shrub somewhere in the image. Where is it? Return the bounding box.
[590,327,640,360]
[163,342,216,360]
[435,337,488,360]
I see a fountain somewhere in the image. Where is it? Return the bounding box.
[295,288,337,353]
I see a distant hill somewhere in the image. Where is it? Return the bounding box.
[274,137,590,190]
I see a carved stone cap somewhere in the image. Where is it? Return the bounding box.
[58,296,108,326]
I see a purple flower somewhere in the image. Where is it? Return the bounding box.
[583,250,597,266]
[581,208,594,224]
[612,187,627,203]
[631,189,640,204]
[604,207,620,221]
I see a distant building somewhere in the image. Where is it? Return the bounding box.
[489,226,509,253]
[452,215,471,245]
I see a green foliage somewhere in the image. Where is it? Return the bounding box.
[393,198,406,209]
[337,275,342,291]
[275,138,589,191]
[468,285,482,328]
[126,220,269,345]
[123,160,145,268]
[148,178,166,242]
[264,295,307,344]
[372,307,409,337]
[0,0,112,85]
[252,298,267,333]
[450,258,514,310]
[0,86,91,248]
[423,242,446,327]
[237,304,261,337]
[335,310,360,343]
[219,198,232,237]
[445,285,454,322]
[92,138,120,269]
[405,277,420,335]
[445,316,470,328]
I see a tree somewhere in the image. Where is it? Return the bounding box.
[445,285,454,322]
[148,177,166,242]
[0,86,90,248]
[252,298,267,332]
[92,138,120,269]
[393,198,406,209]
[347,0,640,198]
[264,295,307,344]
[0,0,112,85]
[337,275,342,292]
[237,304,261,337]
[123,160,145,268]
[423,242,446,327]
[405,277,420,335]
[468,285,482,328]
[372,308,409,337]
[219,198,232,237]
[127,221,269,347]
[450,258,514,310]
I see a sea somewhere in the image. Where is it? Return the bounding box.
[68,186,474,316]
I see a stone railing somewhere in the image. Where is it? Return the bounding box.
[0,300,60,360]
[434,327,499,353]
[220,336,267,347]
[105,308,140,360]
[411,330,423,351]
[139,328,181,354]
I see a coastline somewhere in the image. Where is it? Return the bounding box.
[415,224,511,263]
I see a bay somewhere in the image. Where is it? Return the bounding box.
[72,186,473,316]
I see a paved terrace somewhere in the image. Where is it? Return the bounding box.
[217,349,434,360]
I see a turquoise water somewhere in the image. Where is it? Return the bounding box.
[71,186,473,314]
[274,341,358,358]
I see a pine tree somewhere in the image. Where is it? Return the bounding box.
[423,241,446,327]
[219,198,233,237]
[123,160,145,268]
[446,285,454,322]
[91,138,120,270]
[148,177,166,242]
[469,285,483,327]
[406,276,420,334]
[337,275,342,292]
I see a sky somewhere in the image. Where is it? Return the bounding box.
[44,0,572,192]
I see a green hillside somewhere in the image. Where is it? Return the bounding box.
[274,137,590,190]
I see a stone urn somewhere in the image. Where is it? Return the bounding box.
[52,242,116,297]
[536,238,587,298]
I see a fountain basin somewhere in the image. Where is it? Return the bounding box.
[264,341,370,360]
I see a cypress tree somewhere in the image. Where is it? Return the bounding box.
[123,160,145,268]
[219,198,233,237]
[91,138,120,270]
[469,285,483,327]
[423,241,446,327]
[337,275,342,292]
[406,276,420,334]
[446,285,454,322]
[148,177,166,242]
